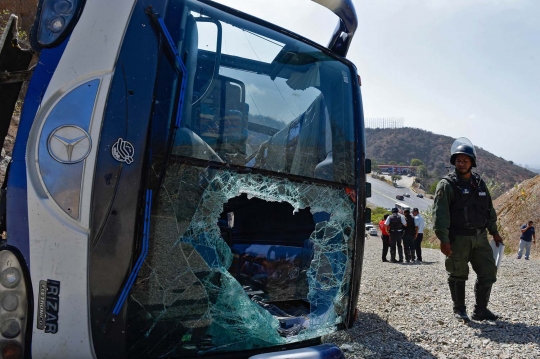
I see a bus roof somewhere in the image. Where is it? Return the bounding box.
[394,202,411,210]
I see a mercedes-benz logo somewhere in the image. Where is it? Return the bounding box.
[47,125,92,164]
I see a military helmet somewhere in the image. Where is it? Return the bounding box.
[450,137,477,167]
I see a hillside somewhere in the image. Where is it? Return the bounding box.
[494,175,540,253]
[366,127,536,197]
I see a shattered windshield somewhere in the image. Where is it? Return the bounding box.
[125,0,359,357]
[128,169,355,357]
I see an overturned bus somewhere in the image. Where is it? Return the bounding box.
[0,0,371,357]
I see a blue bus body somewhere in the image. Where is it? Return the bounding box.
[0,0,368,357]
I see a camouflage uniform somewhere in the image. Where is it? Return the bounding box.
[433,171,499,319]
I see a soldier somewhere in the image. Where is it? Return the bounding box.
[385,208,406,263]
[402,209,416,262]
[433,137,504,323]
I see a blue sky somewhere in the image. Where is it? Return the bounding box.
[214,0,540,168]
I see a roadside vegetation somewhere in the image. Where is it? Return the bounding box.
[0,3,38,187]
[1,1,37,36]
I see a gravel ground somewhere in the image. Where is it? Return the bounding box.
[323,236,540,358]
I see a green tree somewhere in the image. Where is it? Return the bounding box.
[417,165,428,178]
[388,160,397,165]
[391,175,402,184]
[428,181,438,194]
[369,206,392,221]
[419,205,435,241]
[410,158,424,166]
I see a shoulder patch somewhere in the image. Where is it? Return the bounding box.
[437,189,444,199]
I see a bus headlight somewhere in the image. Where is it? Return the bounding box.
[0,319,21,339]
[34,0,84,47]
[0,268,21,288]
[2,343,22,359]
[0,249,28,358]
[2,294,19,312]
[48,16,65,33]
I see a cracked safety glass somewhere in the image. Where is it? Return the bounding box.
[128,169,355,357]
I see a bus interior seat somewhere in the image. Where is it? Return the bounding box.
[195,77,248,165]
[288,95,331,176]
[252,94,332,178]
[173,15,224,163]
[173,127,224,163]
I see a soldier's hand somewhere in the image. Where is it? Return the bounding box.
[440,242,452,257]
[493,233,504,247]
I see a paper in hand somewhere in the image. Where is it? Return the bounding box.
[490,239,504,268]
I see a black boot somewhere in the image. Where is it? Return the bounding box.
[449,281,470,323]
[472,282,499,321]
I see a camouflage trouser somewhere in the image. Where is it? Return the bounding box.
[445,231,497,287]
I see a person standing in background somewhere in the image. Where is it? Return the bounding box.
[379,214,390,262]
[517,221,536,260]
[385,208,407,263]
[413,208,425,262]
[402,209,416,262]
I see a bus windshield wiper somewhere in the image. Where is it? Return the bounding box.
[101,6,187,332]
[146,5,189,196]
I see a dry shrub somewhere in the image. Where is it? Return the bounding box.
[1,0,38,35]
[0,1,38,187]
[494,175,540,256]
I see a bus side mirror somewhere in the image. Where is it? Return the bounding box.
[364,208,371,223]
[365,158,371,173]
[365,182,371,198]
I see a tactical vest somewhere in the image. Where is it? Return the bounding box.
[404,214,415,234]
[443,172,489,229]
[389,215,402,231]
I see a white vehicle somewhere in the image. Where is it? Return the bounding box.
[368,227,378,236]
[394,202,411,214]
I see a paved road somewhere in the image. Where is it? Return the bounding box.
[366,175,433,212]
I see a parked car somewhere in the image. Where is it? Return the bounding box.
[407,173,412,177]
[404,193,410,197]
[417,193,424,198]
[369,227,378,236]
[396,195,404,200]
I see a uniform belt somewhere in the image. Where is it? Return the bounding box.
[451,228,486,236]
[390,230,403,232]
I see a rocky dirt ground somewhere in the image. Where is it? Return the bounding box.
[495,175,540,254]
[323,237,540,358]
